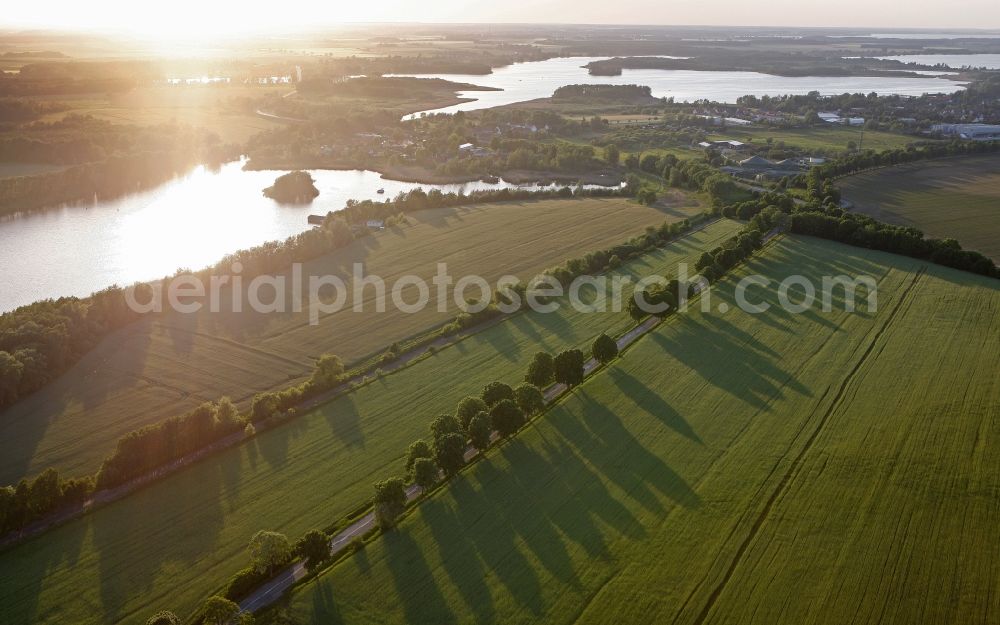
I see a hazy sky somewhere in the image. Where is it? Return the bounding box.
[2,0,999,37]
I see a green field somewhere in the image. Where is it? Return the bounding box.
[708,126,919,153]
[271,236,1000,625]
[839,155,1000,260]
[0,221,741,625]
[0,196,702,485]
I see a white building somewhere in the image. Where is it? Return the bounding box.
[930,124,1000,141]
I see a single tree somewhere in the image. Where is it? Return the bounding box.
[481,381,515,406]
[249,392,279,422]
[201,595,239,625]
[430,414,462,443]
[455,396,488,430]
[0,485,15,533]
[695,251,715,272]
[373,478,407,529]
[627,295,648,322]
[467,411,492,452]
[404,439,432,476]
[434,432,467,476]
[146,611,181,625]
[412,457,440,490]
[27,467,61,517]
[296,529,330,572]
[248,530,292,575]
[215,396,241,428]
[592,333,619,364]
[525,351,555,388]
[310,354,344,389]
[491,399,525,437]
[513,383,545,416]
[554,349,586,387]
[605,143,621,166]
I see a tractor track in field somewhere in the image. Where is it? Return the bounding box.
[688,266,926,625]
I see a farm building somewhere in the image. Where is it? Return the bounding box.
[930,124,1000,141]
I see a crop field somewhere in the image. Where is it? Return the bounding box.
[839,155,1000,260]
[271,236,1000,625]
[0,163,70,179]
[0,221,741,625]
[0,196,698,485]
[707,126,919,152]
[34,86,292,144]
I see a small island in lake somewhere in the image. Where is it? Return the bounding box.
[263,171,320,203]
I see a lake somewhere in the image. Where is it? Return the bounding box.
[395,56,966,118]
[0,161,607,312]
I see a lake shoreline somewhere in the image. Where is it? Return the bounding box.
[243,157,624,187]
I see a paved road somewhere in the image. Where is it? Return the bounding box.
[237,227,793,614]
[238,311,669,614]
[240,482,423,613]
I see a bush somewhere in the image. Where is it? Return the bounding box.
[225,566,270,601]
[146,611,181,625]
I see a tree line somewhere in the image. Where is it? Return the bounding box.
[811,139,1000,181]
[0,185,622,420]
[0,115,240,215]
[187,338,616,622]
[149,211,725,616]
[724,193,998,278]
[0,286,141,410]
[0,195,705,540]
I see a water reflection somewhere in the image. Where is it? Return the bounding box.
[396,56,966,118]
[0,161,604,311]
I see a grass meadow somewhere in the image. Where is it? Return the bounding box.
[708,126,919,153]
[839,154,1000,260]
[0,221,739,625]
[269,235,1000,625]
[0,196,697,485]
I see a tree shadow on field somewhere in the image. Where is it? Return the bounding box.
[322,394,365,449]
[0,509,89,625]
[530,304,578,344]
[508,310,544,346]
[651,318,803,411]
[383,530,457,625]
[532,437,644,559]
[492,442,582,588]
[412,206,461,230]
[422,495,497,624]
[566,392,702,513]
[608,368,703,444]
[448,456,545,617]
[93,457,226,622]
[701,314,782,360]
[163,306,198,355]
[474,317,519,363]
[0,317,156,484]
[257,409,310,469]
[699,314,811,398]
[308,579,345,625]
